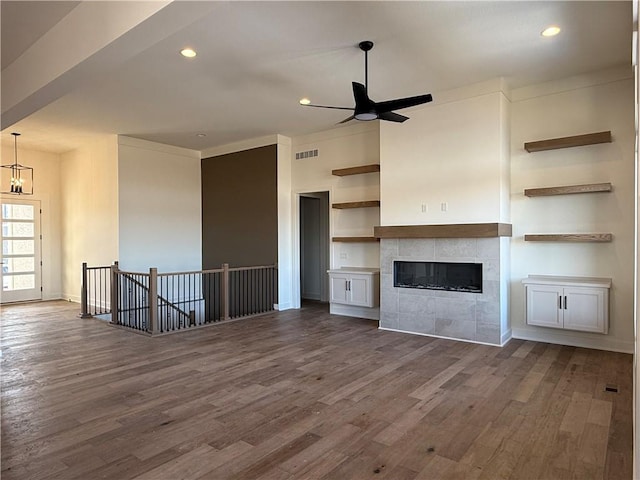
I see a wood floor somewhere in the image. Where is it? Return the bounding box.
[1,300,632,480]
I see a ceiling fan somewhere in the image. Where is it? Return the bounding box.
[300,40,433,124]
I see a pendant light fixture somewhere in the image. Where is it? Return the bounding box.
[2,133,33,195]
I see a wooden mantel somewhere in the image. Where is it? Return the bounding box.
[374,223,512,239]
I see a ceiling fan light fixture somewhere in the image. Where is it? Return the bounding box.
[354,112,378,121]
[541,26,561,37]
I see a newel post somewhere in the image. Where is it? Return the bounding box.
[110,262,119,324]
[222,263,230,321]
[80,262,91,318]
[149,268,158,334]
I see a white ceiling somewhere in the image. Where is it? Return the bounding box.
[1,1,633,154]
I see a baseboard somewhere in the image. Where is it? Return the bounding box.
[501,328,512,346]
[301,294,321,301]
[511,327,634,354]
[329,303,380,321]
[64,294,81,304]
[378,327,509,347]
[43,293,62,301]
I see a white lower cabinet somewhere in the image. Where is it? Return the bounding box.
[522,275,611,334]
[328,268,379,307]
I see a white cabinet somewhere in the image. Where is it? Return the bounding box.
[525,284,563,329]
[522,276,611,334]
[328,268,379,308]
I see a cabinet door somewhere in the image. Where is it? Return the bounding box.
[349,274,372,307]
[563,286,607,333]
[526,284,563,329]
[329,274,350,305]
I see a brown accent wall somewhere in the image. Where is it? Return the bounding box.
[201,145,278,269]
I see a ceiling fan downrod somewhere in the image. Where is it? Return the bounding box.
[359,41,374,95]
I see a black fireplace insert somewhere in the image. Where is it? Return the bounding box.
[394,261,482,293]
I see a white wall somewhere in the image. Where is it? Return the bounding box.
[118,136,201,273]
[1,146,62,300]
[291,122,381,272]
[277,136,294,310]
[60,135,119,301]
[510,69,635,353]
[379,81,511,226]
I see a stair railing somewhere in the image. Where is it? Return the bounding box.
[101,262,277,335]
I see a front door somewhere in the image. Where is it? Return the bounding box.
[1,199,42,303]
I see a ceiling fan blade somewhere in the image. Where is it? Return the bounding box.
[378,111,409,123]
[375,93,433,113]
[301,104,354,111]
[337,115,355,124]
[352,82,371,107]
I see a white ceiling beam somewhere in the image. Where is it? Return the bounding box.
[1,1,216,130]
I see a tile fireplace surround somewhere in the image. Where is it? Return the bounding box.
[377,224,511,346]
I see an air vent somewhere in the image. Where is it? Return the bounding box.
[295,149,319,160]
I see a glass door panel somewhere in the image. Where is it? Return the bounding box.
[1,199,41,303]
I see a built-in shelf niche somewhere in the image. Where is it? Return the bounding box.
[332,200,380,209]
[331,164,381,243]
[524,234,612,243]
[331,164,380,176]
[524,131,611,153]
[332,236,380,243]
[524,183,612,197]
[523,131,613,245]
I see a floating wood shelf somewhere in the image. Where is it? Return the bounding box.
[524,131,611,153]
[524,234,612,243]
[332,164,380,176]
[332,200,380,209]
[332,236,380,243]
[374,223,512,239]
[524,183,612,197]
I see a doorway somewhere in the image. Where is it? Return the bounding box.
[1,198,42,303]
[300,192,330,303]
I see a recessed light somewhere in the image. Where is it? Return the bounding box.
[196,133,207,138]
[299,98,311,105]
[181,48,197,58]
[541,26,561,37]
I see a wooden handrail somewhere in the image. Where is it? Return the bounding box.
[116,270,151,277]
[157,267,224,277]
[120,264,277,276]
[228,264,277,272]
[118,272,150,288]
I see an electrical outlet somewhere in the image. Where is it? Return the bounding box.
[421,203,427,213]
[441,202,448,212]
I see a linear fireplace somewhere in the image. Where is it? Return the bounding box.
[394,261,482,293]
[380,235,510,346]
